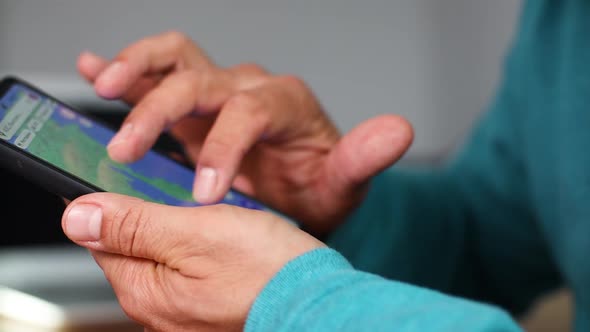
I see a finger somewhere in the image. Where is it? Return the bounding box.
[193,91,271,203]
[94,31,213,99]
[77,51,160,105]
[106,70,233,163]
[61,192,241,265]
[77,51,109,82]
[192,76,324,203]
[325,114,413,195]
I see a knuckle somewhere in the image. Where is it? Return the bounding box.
[230,63,269,90]
[202,131,250,164]
[203,136,238,157]
[182,69,202,86]
[274,74,309,91]
[273,75,317,111]
[135,98,169,129]
[111,203,149,257]
[164,30,192,50]
[116,48,137,63]
[226,91,264,113]
[225,92,271,125]
[185,69,213,95]
[138,95,164,112]
[233,62,268,76]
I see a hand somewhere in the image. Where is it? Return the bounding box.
[61,192,323,331]
[77,31,413,234]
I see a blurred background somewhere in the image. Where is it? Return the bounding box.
[0,0,571,331]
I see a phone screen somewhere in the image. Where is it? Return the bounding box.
[0,80,273,212]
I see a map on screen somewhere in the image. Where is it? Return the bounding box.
[0,83,266,210]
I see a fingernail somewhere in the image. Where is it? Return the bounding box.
[194,167,218,203]
[108,123,134,148]
[65,204,102,241]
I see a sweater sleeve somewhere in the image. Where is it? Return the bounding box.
[326,2,561,316]
[245,248,521,332]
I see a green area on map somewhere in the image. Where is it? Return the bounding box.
[26,120,194,204]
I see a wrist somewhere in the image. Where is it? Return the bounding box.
[245,247,352,332]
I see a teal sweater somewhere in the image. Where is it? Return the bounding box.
[246,1,590,331]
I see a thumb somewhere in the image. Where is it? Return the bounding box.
[325,114,413,195]
[61,192,211,263]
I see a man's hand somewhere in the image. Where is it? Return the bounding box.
[62,192,323,331]
[78,31,413,234]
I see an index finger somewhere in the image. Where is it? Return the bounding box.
[94,31,214,99]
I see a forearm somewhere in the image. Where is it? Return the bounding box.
[326,158,560,315]
[326,167,470,292]
[246,248,521,332]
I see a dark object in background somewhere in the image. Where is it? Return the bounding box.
[1,171,69,246]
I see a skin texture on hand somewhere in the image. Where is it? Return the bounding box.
[62,193,324,331]
[77,30,414,234]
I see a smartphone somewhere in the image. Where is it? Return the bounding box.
[0,75,296,223]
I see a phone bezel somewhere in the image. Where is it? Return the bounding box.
[0,76,104,200]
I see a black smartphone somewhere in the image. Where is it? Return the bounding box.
[0,75,296,223]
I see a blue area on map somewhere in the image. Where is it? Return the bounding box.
[111,163,197,207]
[0,85,20,110]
